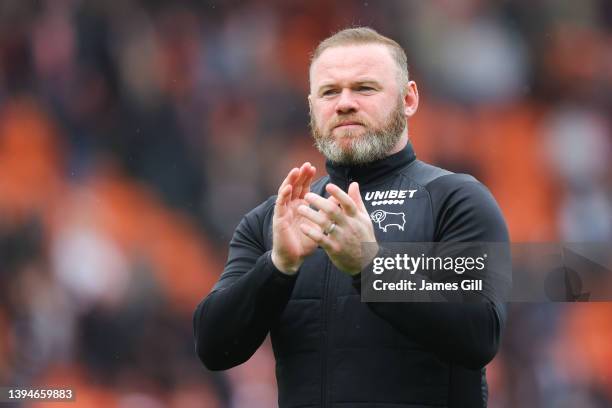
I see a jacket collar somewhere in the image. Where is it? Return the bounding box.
[325,139,417,188]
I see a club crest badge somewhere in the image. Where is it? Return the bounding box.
[370,210,406,232]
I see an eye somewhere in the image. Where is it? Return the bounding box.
[357,86,375,92]
[322,89,339,97]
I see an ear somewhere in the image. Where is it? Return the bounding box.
[403,80,419,118]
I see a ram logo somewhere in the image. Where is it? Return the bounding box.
[370,210,406,232]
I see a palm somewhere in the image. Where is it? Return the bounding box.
[275,198,317,258]
[271,163,318,274]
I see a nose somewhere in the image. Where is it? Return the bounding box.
[335,89,358,114]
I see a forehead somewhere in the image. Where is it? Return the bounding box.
[310,43,398,88]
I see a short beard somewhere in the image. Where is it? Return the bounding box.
[310,97,406,166]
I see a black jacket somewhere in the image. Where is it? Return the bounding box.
[194,142,509,408]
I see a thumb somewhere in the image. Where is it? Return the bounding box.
[348,182,367,212]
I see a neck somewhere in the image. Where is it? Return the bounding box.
[388,133,408,156]
[325,138,417,188]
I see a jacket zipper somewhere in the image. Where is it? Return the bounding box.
[321,172,351,407]
[344,169,352,191]
[320,259,333,407]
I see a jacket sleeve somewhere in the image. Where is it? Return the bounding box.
[355,176,509,370]
[193,198,297,371]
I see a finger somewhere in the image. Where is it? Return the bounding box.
[300,165,316,198]
[299,223,337,253]
[276,184,292,205]
[292,162,311,200]
[328,195,340,207]
[348,182,367,212]
[279,167,300,192]
[277,168,298,217]
[298,204,332,229]
[304,192,344,224]
[275,184,292,217]
[327,196,344,220]
[326,183,358,216]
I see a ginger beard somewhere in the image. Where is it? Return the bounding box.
[310,95,407,165]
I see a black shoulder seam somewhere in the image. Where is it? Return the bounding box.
[397,160,454,189]
[396,161,453,230]
[425,175,497,242]
[425,173,481,191]
[408,172,482,243]
[397,170,436,229]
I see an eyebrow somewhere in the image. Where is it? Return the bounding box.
[317,79,382,93]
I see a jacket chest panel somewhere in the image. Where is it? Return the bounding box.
[362,182,433,243]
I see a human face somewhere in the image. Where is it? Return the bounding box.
[309,44,418,165]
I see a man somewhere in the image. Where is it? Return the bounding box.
[194,27,509,407]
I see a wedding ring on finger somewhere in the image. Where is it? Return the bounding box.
[324,222,336,236]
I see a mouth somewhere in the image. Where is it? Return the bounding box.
[334,122,364,129]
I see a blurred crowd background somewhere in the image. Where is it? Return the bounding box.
[0,0,610,407]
